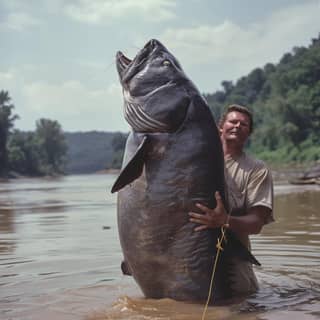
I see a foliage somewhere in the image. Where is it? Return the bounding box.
[0,91,69,177]
[7,120,68,177]
[64,131,122,173]
[204,33,320,164]
[35,118,67,175]
[110,132,128,169]
[8,130,42,176]
[0,91,18,176]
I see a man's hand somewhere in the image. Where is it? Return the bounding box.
[188,191,229,231]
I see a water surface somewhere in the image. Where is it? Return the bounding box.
[0,175,319,320]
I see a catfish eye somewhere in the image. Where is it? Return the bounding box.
[163,60,171,66]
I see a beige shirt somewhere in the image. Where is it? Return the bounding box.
[224,152,274,295]
[225,152,274,225]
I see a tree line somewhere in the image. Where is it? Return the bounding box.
[205,34,320,164]
[2,34,319,177]
[64,131,128,173]
[0,90,67,178]
[0,90,128,177]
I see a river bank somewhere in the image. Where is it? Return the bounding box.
[270,160,320,183]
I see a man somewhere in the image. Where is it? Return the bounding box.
[189,104,274,295]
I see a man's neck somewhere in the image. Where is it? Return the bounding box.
[222,140,244,158]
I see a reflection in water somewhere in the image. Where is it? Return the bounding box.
[0,208,15,234]
[0,207,16,254]
[254,191,320,285]
[0,176,319,320]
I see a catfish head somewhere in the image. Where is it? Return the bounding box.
[116,39,198,133]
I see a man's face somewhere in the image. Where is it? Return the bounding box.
[220,111,251,145]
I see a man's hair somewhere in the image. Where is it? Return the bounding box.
[218,104,254,134]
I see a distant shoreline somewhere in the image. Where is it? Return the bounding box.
[2,167,320,191]
[94,168,121,175]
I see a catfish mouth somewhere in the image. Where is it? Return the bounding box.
[116,40,171,133]
[116,51,132,83]
[116,39,189,134]
[117,52,132,73]
[116,39,159,84]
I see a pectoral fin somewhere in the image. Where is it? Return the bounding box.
[111,136,149,193]
[121,260,133,276]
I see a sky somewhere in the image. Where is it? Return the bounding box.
[1,0,320,133]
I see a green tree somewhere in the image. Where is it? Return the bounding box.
[0,91,18,176]
[110,132,128,169]
[35,118,67,175]
[8,130,42,176]
[203,33,320,164]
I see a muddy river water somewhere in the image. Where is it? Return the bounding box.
[0,174,319,320]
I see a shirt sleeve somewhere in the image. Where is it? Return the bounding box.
[245,163,274,224]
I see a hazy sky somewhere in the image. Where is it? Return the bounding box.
[1,0,320,132]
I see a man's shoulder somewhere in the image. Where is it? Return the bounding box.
[241,153,268,172]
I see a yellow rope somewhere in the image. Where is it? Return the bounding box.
[201,226,228,320]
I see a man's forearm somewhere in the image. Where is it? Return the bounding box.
[228,206,271,235]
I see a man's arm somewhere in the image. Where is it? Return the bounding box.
[189,192,271,235]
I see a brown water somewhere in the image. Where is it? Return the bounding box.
[0,175,319,320]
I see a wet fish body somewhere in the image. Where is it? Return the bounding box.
[112,39,259,303]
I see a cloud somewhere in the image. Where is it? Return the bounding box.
[21,80,127,130]
[0,67,128,131]
[62,0,176,24]
[0,71,15,82]
[1,12,42,31]
[160,21,256,64]
[0,69,22,94]
[159,1,320,85]
[2,0,319,131]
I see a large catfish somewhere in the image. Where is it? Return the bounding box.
[111,39,260,303]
